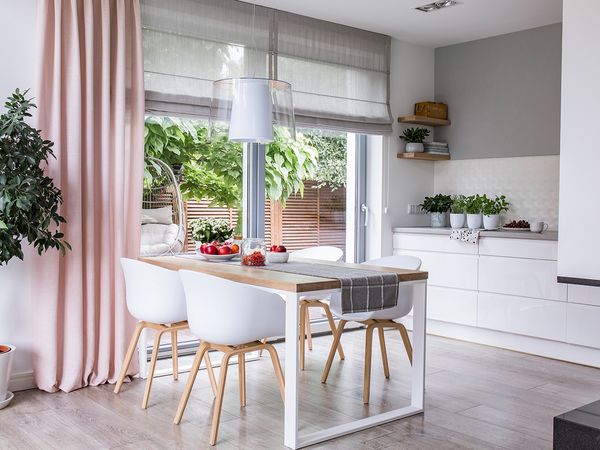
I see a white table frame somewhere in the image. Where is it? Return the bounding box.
[136,277,427,449]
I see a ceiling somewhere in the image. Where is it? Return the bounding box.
[252,0,562,47]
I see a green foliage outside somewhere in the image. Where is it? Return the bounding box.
[143,116,347,210]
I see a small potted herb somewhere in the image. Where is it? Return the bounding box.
[449,195,467,229]
[464,194,485,229]
[420,194,452,227]
[189,217,234,250]
[481,195,509,230]
[400,127,430,153]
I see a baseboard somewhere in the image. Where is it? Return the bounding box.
[9,370,35,392]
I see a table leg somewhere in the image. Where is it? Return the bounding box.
[282,291,301,449]
[410,281,427,410]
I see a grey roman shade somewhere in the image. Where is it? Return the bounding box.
[141,0,392,133]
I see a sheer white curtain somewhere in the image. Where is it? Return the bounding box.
[140,0,392,133]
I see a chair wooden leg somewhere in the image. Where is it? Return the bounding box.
[363,323,376,404]
[265,345,285,402]
[322,304,345,360]
[210,353,232,446]
[204,350,218,396]
[398,324,413,364]
[114,321,145,394]
[305,306,313,351]
[377,326,390,379]
[174,342,209,425]
[321,319,347,384]
[171,330,179,381]
[258,338,267,357]
[142,329,166,409]
[299,302,307,371]
[238,353,246,407]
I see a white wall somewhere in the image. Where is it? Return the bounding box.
[367,38,435,259]
[0,0,39,390]
[557,0,600,282]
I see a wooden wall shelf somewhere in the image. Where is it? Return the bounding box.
[398,115,451,126]
[397,152,450,161]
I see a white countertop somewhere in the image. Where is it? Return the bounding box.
[392,226,558,241]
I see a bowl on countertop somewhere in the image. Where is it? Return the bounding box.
[266,251,289,264]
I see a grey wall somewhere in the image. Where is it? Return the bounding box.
[435,23,562,160]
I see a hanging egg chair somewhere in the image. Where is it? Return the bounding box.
[140,158,186,256]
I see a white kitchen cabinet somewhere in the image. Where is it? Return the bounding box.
[479,255,567,301]
[479,237,558,260]
[394,249,478,290]
[393,233,478,255]
[566,303,600,348]
[427,286,477,326]
[478,292,566,341]
[568,284,600,307]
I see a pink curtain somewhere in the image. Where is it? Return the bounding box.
[33,0,145,392]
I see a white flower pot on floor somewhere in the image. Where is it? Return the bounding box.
[450,213,466,229]
[0,345,15,409]
[466,213,483,229]
[483,214,501,230]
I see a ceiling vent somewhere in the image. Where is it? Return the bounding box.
[415,0,457,12]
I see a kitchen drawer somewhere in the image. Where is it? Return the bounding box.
[479,238,557,260]
[479,255,567,301]
[427,286,477,326]
[568,284,600,307]
[394,249,478,290]
[393,233,478,255]
[478,292,566,341]
[566,303,600,348]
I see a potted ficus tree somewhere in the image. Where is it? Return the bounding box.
[482,195,510,230]
[0,89,70,408]
[449,195,467,229]
[420,194,452,227]
[464,194,485,229]
[400,127,430,153]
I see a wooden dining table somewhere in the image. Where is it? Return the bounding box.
[139,255,428,449]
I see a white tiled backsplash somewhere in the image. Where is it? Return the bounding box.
[434,155,559,230]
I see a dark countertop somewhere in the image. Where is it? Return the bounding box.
[392,226,558,241]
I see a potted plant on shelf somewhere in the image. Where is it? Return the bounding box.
[0,89,70,408]
[400,127,430,153]
[449,195,467,229]
[189,217,234,252]
[420,194,452,227]
[481,195,509,230]
[464,194,485,229]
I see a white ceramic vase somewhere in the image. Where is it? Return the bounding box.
[483,214,501,230]
[0,345,15,406]
[466,213,483,229]
[430,212,447,228]
[450,213,466,229]
[405,142,424,153]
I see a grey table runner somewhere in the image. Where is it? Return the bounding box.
[263,262,399,315]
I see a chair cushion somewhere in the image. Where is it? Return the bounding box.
[141,206,173,225]
[140,223,183,256]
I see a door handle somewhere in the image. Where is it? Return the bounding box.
[361,204,369,227]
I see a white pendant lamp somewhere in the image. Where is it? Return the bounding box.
[208,3,295,144]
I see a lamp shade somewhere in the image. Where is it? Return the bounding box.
[209,77,295,144]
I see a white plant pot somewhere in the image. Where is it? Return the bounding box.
[466,213,483,229]
[0,345,15,406]
[430,212,447,228]
[483,214,501,230]
[405,142,424,153]
[450,213,466,229]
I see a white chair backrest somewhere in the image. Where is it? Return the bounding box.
[289,246,343,262]
[120,258,187,324]
[179,270,285,346]
[364,255,422,271]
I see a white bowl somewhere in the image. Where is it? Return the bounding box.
[266,251,289,263]
[198,252,239,262]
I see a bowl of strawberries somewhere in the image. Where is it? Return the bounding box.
[197,241,240,262]
[266,244,289,263]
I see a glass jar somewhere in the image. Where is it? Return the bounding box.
[241,238,266,266]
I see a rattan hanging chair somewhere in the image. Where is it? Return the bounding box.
[140,158,186,256]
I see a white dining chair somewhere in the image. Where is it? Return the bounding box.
[174,270,286,446]
[115,259,217,409]
[287,245,346,370]
[321,255,422,404]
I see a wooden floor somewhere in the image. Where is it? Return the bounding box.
[2,329,600,449]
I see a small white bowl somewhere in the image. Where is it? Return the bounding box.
[266,251,289,263]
